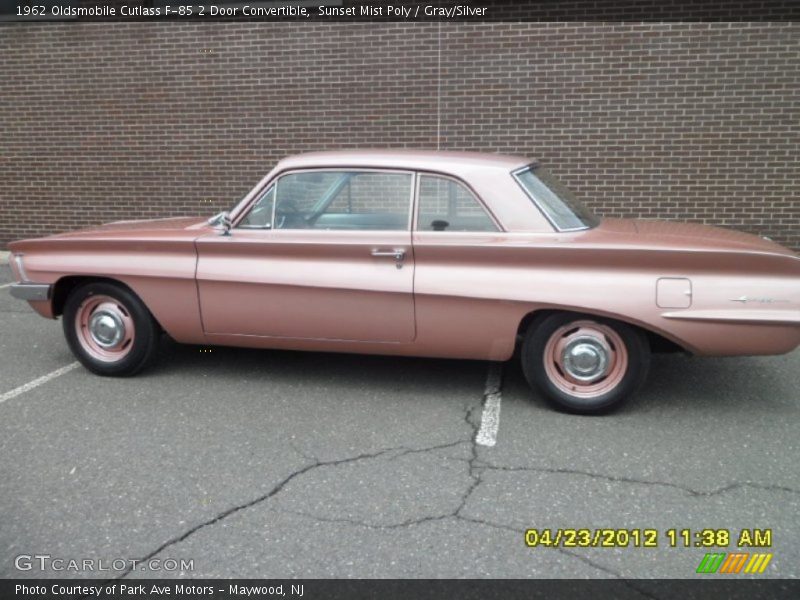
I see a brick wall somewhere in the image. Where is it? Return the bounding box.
[0,21,797,249]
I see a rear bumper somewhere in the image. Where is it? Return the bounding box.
[9,283,52,302]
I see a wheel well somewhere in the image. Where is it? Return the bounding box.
[516,309,558,341]
[516,309,688,355]
[51,277,162,332]
[53,276,112,316]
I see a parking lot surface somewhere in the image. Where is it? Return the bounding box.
[1,263,798,581]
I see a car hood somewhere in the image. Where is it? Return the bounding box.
[7,216,212,252]
[587,218,797,258]
[52,216,209,236]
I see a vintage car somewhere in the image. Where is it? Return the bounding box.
[7,150,800,413]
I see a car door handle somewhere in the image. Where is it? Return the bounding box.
[371,248,406,260]
[371,248,406,268]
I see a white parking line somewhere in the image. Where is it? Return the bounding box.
[476,362,503,447]
[0,362,81,405]
[0,283,13,289]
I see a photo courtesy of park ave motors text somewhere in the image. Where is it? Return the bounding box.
[0,0,799,594]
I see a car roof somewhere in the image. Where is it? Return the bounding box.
[275,149,534,175]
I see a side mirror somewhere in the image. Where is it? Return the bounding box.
[431,219,450,232]
[208,211,232,236]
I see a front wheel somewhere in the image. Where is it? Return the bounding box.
[63,282,159,376]
[521,312,650,414]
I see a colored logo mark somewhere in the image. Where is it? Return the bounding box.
[696,552,772,574]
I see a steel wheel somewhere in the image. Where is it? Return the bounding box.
[522,312,650,414]
[63,282,159,376]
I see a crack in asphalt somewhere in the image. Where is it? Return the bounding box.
[114,401,649,587]
[455,514,663,598]
[111,371,796,586]
[451,516,631,582]
[456,403,482,515]
[269,510,658,597]
[113,445,404,579]
[112,434,487,581]
[473,462,800,498]
[270,404,484,533]
[389,439,469,460]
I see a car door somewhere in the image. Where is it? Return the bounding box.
[195,169,416,343]
[409,173,514,358]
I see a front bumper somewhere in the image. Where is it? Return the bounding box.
[9,283,52,302]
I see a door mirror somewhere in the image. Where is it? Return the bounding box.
[208,211,232,236]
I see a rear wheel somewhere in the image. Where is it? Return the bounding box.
[63,282,159,376]
[521,312,650,414]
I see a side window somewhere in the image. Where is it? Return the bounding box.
[274,171,412,231]
[416,176,498,232]
[238,186,275,229]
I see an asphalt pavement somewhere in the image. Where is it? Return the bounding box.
[1,263,798,583]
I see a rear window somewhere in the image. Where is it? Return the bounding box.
[514,166,599,231]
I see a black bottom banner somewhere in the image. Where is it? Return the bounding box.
[3,579,800,600]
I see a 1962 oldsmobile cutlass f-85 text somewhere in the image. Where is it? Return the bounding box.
[8,151,800,413]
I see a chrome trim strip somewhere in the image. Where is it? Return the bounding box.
[661,309,800,326]
[14,253,29,282]
[9,283,52,302]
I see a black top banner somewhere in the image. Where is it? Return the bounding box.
[1,0,799,23]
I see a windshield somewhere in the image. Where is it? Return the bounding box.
[514,166,599,231]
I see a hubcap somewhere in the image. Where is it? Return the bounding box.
[74,295,135,363]
[562,337,610,382]
[542,320,629,400]
[89,310,125,348]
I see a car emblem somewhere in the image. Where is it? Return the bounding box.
[729,296,788,304]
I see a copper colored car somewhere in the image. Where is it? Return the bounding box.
[8,150,800,413]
